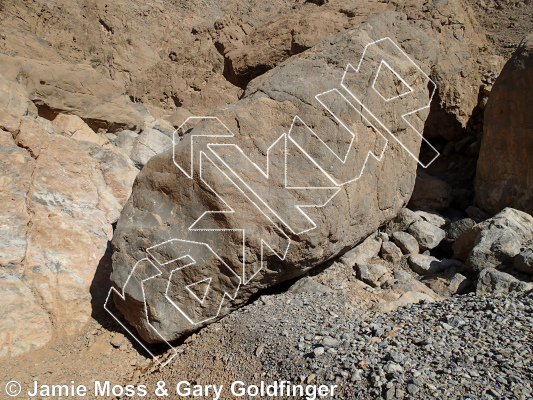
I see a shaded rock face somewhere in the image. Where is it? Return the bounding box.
[475,34,533,216]
[408,171,453,211]
[110,14,439,343]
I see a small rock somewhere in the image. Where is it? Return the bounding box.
[408,254,442,276]
[392,208,420,231]
[514,248,533,275]
[382,241,403,263]
[356,264,379,288]
[340,235,382,267]
[407,384,419,394]
[351,369,363,382]
[392,231,419,255]
[323,336,340,348]
[110,333,126,348]
[384,363,403,374]
[415,210,447,228]
[313,347,325,357]
[408,220,446,250]
[394,270,413,281]
[378,232,389,242]
[369,264,389,280]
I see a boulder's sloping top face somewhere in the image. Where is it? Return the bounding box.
[110,13,439,343]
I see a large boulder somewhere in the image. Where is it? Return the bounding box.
[476,269,532,295]
[453,208,533,272]
[110,13,439,343]
[474,34,533,215]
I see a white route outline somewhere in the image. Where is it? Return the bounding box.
[105,36,441,368]
[340,37,439,169]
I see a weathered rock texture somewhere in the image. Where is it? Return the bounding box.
[0,93,138,356]
[111,14,440,343]
[475,34,533,215]
[0,0,501,137]
[453,208,533,272]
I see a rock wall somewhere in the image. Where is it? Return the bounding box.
[474,34,533,215]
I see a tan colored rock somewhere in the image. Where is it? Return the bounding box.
[13,58,145,131]
[475,34,533,215]
[224,10,355,87]
[340,235,382,267]
[14,117,51,157]
[423,270,471,298]
[0,74,30,132]
[130,128,173,168]
[0,116,137,356]
[372,291,434,312]
[166,108,194,129]
[111,15,440,343]
[76,142,139,208]
[53,114,109,146]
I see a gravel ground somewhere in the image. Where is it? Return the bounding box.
[205,289,533,400]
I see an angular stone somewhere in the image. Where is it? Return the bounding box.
[368,264,389,280]
[390,208,420,232]
[476,268,533,295]
[408,254,442,276]
[414,210,447,228]
[0,74,29,133]
[514,248,533,275]
[53,113,109,146]
[454,208,533,272]
[356,265,379,288]
[388,280,440,299]
[392,231,419,255]
[340,235,382,267]
[446,218,476,242]
[423,270,472,298]
[382,241,403,263]
[408,220,446,250]
[130,128,172,167]
[114,130,139,158]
